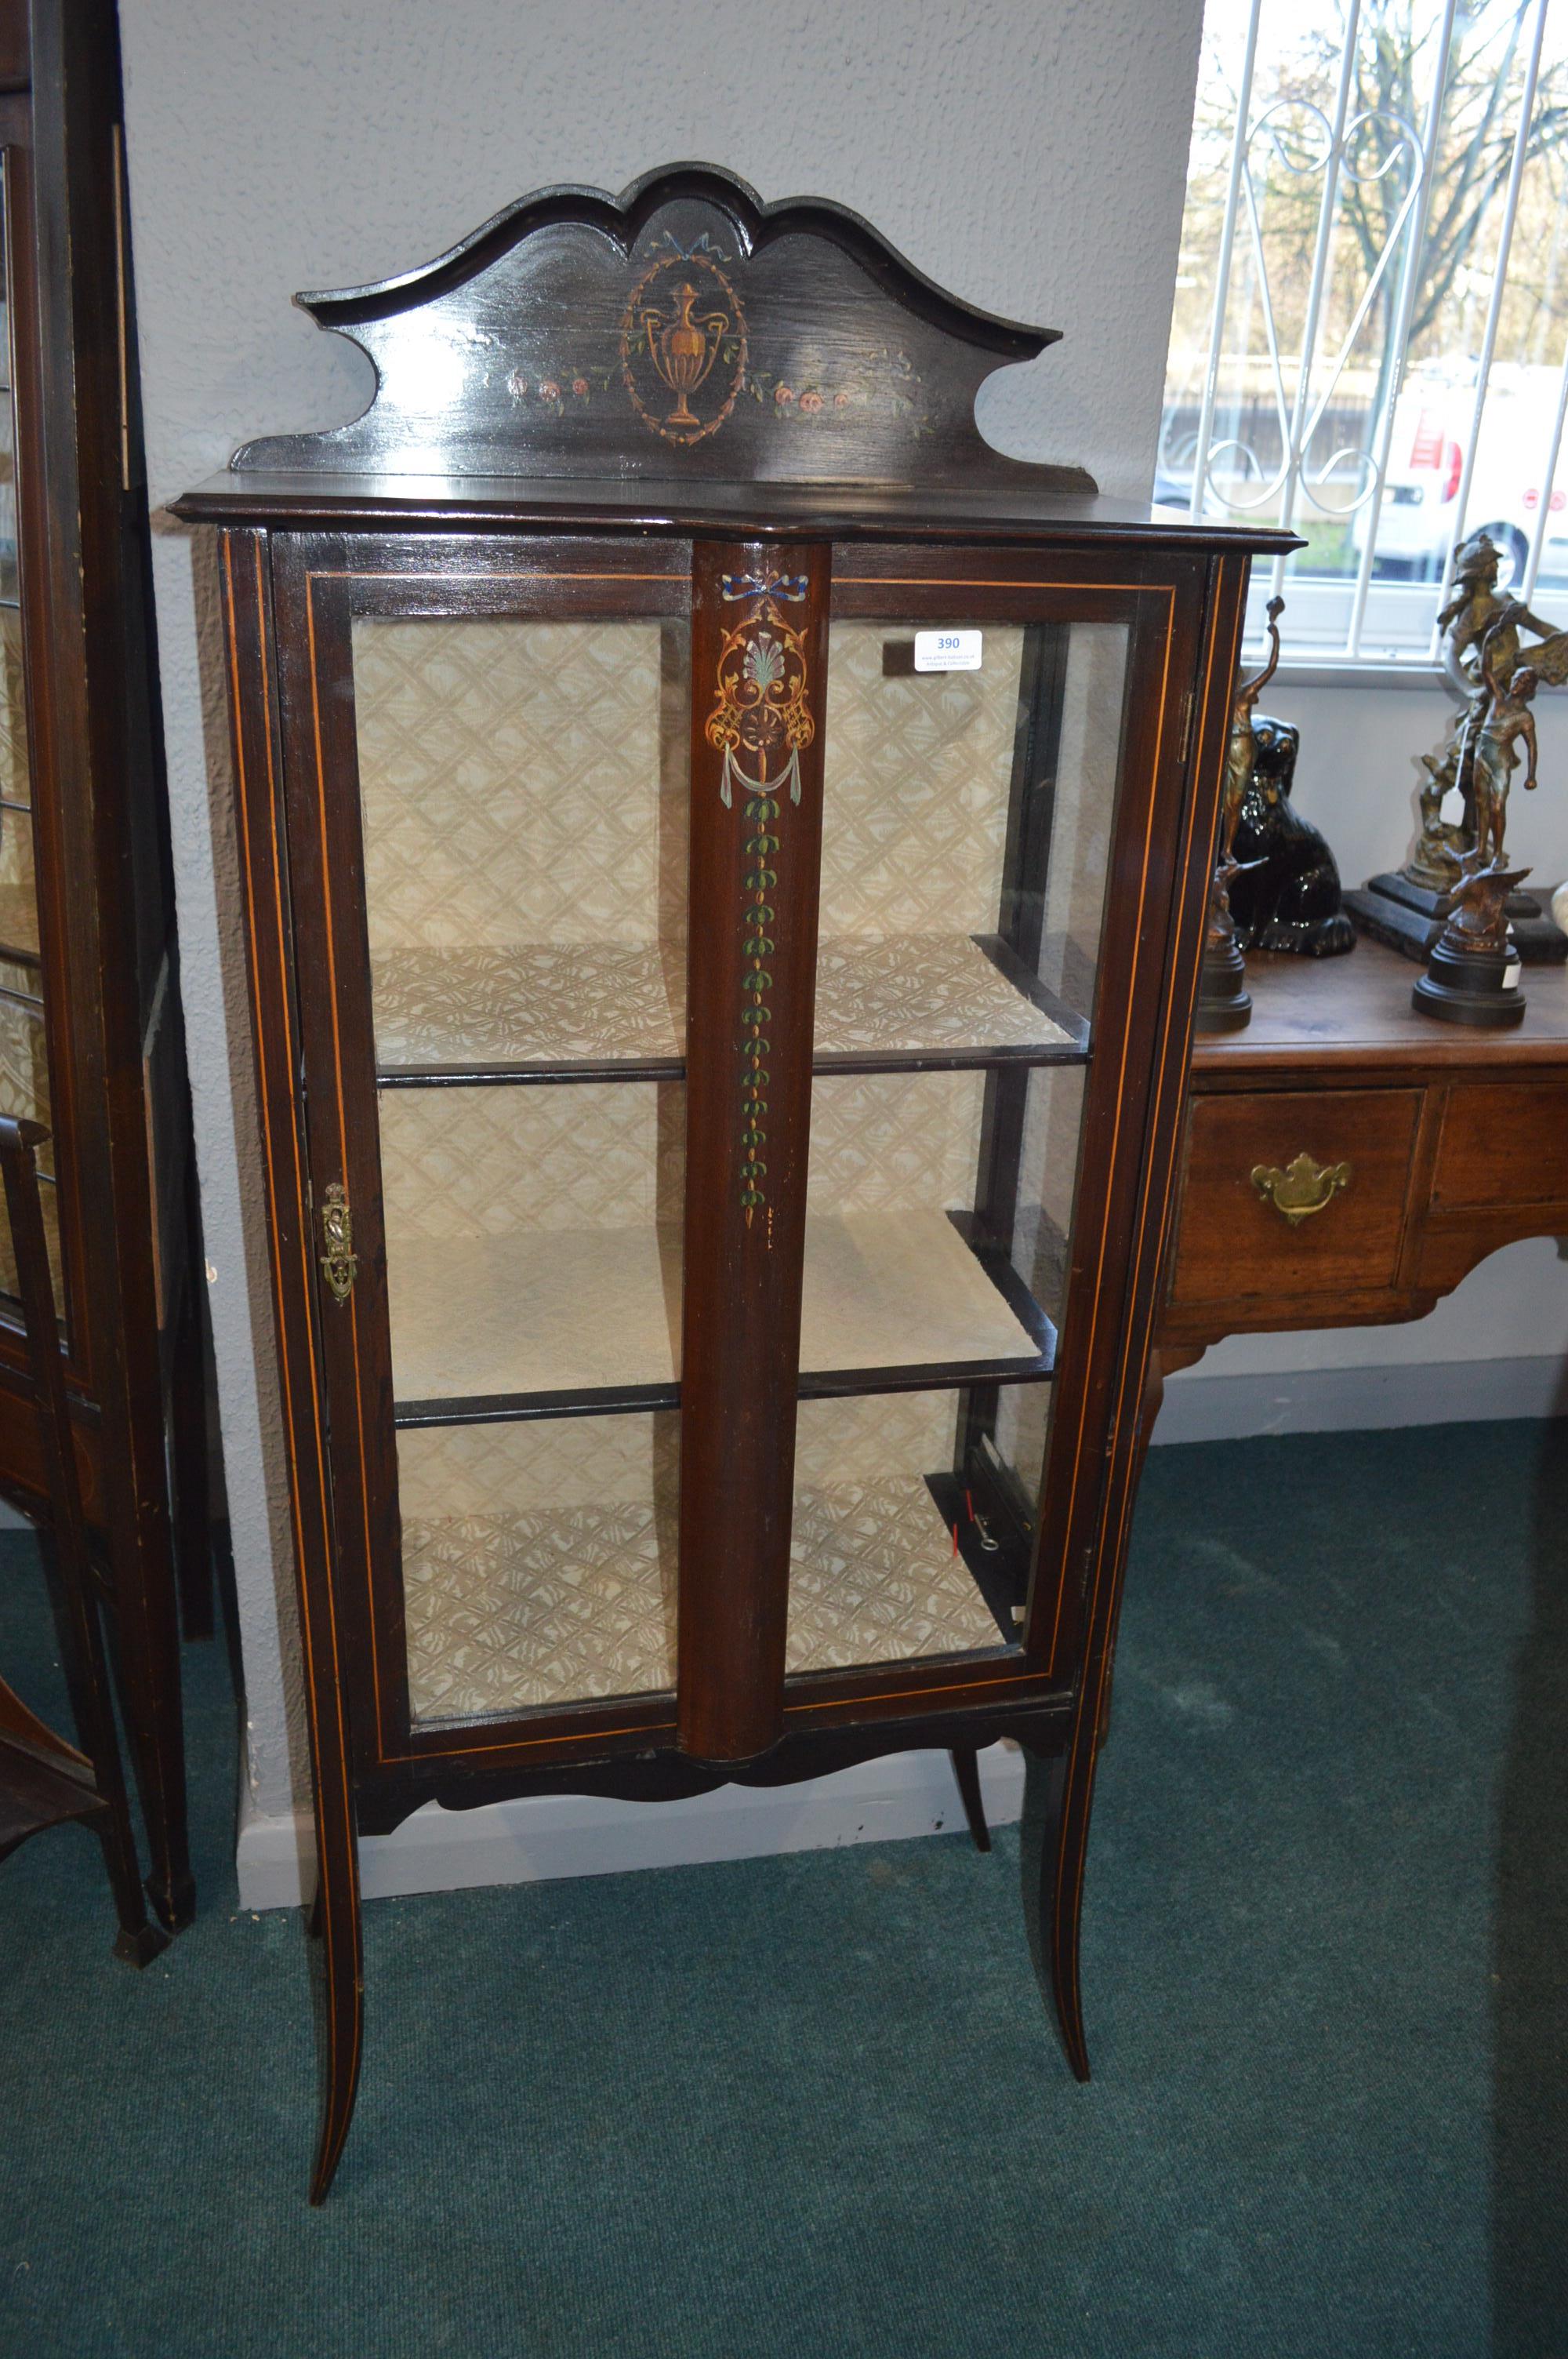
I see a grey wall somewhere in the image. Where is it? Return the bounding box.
[118,0,1208,1826]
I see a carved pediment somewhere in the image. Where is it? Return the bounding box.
[235,163,1093,494]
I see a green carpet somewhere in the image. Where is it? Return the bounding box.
[0,1421,1563,2357]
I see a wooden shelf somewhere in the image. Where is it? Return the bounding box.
[373,931,1085,1085]
[403,1466,1011,1724]
[389,1206,1047,1421]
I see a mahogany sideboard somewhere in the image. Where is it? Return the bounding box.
[1163,936,1568,1371]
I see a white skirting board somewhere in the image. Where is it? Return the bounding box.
[1152,1350,1568,1445]
[235,1740,1026,1911]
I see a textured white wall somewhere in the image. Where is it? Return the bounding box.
[117,0,1207,1823]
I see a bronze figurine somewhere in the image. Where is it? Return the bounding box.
[1196,594,1283,1033]
[1413,531,1555,885]
[1414,612,1537,1028]
[1463,614,1539,866]
[1347,529,1568,964]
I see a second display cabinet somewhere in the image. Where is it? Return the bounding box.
[178,165,1290,2197]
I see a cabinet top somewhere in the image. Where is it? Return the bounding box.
[173,162,1294,551]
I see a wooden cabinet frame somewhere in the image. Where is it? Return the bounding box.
[0,0,203,1932]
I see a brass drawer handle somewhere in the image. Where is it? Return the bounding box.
[1250,1152,1352,1227]
[319,1180,358,1302]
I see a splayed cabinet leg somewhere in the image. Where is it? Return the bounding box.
[308,1796,364,2206]
[1018,1745,1091,2081]
[949,1747,992,1852]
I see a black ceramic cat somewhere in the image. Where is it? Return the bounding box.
[1228,715,1355,958]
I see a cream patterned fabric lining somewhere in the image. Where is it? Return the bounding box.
[352,617,690,951]
[385,1207,1037,1402]
[390,1225,681,1398]
[0,607,28,810]
[786,1481,1002,1670]
[379,1081,683,1240]
[358,617,1061,1716]
[0,993,49,1140]
[808,1067,987,1215]
[352,616,1062,1068]
[368,932,1062,1068]
[0,805,39,959]
[401,1481,1000,1721]
[818,622,1022,935]
[399,1413,679,1718]
[815,935,1065,1054]
[379,1071,1040,1401]
[404,1500,679,1718]
[397,1394,1004,1721]
[353,615,691,1067]
[372,943,683,1066]
[1036,623,1127,1009]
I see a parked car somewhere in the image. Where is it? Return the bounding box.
[1352,360,1568,589]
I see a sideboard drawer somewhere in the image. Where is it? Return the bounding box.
[1432,1081,1568,1210]
[1171,1087,1421,1308]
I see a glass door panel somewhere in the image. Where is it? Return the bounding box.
[397,1412,678,1725]
[378,1078,683,1408]
[800,1070,1047,1382]
[0,164,60,1313]
[352,615,689,1072]
[811,618,1105,1061]
[348,607,689,1721]
[786,1383,1040,1673]
[791,612,1129,1675]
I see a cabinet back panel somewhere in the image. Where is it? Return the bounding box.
[397,1412,679,1724]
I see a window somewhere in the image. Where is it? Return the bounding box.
[1163,0,1568,663]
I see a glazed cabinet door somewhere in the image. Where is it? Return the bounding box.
[270,534,695,1771]
[262,531,1232,1786]
[764,545,1225,1737]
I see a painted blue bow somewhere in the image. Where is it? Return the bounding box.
[720,571,808,603]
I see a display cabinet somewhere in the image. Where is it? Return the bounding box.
[176,165,1290,2199]
[0,0,205,1932]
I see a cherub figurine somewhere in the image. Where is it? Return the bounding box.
[1462,613,1539,867]
[1410,531,1566,889]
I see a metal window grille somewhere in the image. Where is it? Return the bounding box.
[1165,0,1568,665]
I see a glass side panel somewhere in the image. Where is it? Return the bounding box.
[790,615,1129,1670]
[348,607,688,1726]
[1032,625,1130,1013]
[0,165,59,1322]
[811,618,1126,1054]
[351,616,690,1069]
[397,1412,678,1722]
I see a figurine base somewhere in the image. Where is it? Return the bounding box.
[1195,940,1251,1033]
[1347,878,1567,965]
[1412,934,1526,1028]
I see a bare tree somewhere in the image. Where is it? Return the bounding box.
[1329,2,1568,365]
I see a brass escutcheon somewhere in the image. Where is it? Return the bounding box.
[1250,1151,1352,1227]
[319,1180,358,1303]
